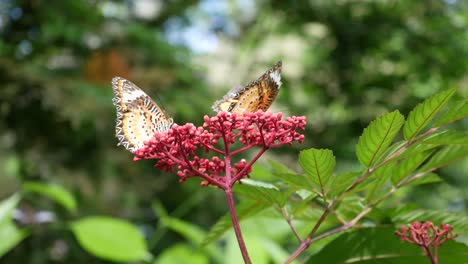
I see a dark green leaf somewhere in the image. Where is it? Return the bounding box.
[23,182,77,212]
[356,110,405,167]
[403,88,457,140]
[298,149,336,196]
[434,99,468,127]
[71,216,149,262]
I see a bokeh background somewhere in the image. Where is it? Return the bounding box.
[0,0,467,263]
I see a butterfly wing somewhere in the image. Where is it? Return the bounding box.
[212,61,282,114]
[112,77,173,153]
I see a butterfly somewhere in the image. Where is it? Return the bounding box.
[112,77,173,153]
[212,61,282,114]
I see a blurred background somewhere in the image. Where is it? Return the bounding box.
[0,0,467,263]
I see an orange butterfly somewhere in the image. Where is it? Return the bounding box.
[212,61,282,114]
[112,77,173,153]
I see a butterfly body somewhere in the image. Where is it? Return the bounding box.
[112,77,173,153]
[212,61,282,114]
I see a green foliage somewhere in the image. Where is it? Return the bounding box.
[434,99,468,127]
[0,195,29,258]
[298,149,336,197]
[71,216,150,262]
[403,88,457,140]
[356,111,405,167]
[154,244,209,264]
[22,182,77,212]
[1,0,467,263]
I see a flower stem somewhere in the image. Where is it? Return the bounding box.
[225,189,252,264]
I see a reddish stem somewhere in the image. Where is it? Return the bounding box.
[225,189,252,264]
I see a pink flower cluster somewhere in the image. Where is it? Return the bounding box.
[395,221,457,251]
[134,111,306,189]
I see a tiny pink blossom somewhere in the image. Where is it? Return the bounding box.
[395,221,458,263]
[134,110,306,189]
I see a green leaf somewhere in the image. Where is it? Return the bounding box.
[404,172,441,187]
[298,149,336,196]
[356,110,405,168]
[0,221,29,257]
[306,227,468,264]
[434,99,468,127]
[365,162,395,202]
[0,194,29,258]
[327,172,361,198]
[403,88,457,140]
[153,244,208,264]
[421,130,468,145]
[201,201,269,246]
[273,173,316,192]
[23,182,77,212]
[235,179,288,207]
[267,159,296,175]
[161,217,206,245]
[419,145,468,172]
[0,194,20,225]
[71,216,149,262]
[391,151,433,185]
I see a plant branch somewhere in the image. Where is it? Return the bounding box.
[225,189,252,264]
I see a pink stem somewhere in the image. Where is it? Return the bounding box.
[225,189,251,263]
[230,147,268,185]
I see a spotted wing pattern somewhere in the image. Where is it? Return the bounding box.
[112,77,173,153]
[212,61,282,114]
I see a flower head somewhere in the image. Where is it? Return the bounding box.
[134,111,306,189]
[395,221,458,248]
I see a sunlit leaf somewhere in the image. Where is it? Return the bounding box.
[403,88,457,140]
[71,216,149,262]
[0,194,20,225]
[419,145,468,172]
[153,244,208,264]
[298,149,336,197]
[403,172,441,187]
[0,221,29,257]
[391,151,433,185]
[235,179,288,207]
[267,159,296,175]
[23,182,77,212]
[356,110,405,167]
[434,99,468,127]
[421,130,468,145]
[327,172,361,198]
[0,194,28,257]
[273,173,316,192]
[365,161,395,202]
